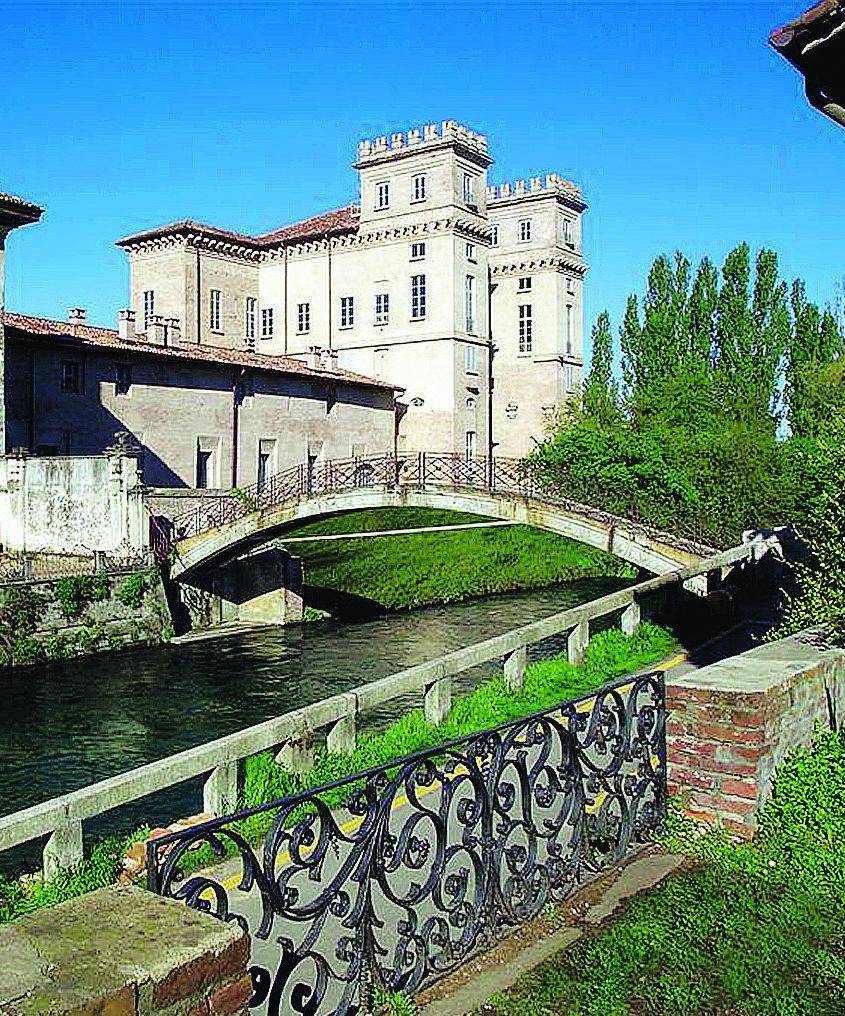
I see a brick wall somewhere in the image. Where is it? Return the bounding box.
[667,633,845,835]
[0,886,252,1016]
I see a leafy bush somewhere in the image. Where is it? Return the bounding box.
[117,572,148,610]
[54,575,110,618]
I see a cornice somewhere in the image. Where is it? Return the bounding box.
[262,216,493,261]
[489,253,589,277]
[124,232,263,263]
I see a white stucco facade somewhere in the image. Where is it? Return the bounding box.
[119,121,588,459]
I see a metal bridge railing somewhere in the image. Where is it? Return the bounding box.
[147,670,666,1015]
[166,451,718,553]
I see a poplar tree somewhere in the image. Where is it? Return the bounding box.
[582,310,619,427]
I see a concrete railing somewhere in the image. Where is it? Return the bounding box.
[0,540,765,879]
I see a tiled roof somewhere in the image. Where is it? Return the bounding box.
[771,1,843,49]
[2,312,399,392]
[117,205,360,250]
[0,191,44,225]
[258,206,360,243]
[0,191,43,214]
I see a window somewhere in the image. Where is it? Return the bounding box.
[410,242,426,260]
[375,293,389,325]
[465,342,478,373]
[411,274,426,319]
[245,297,257,341]
[340,296,354,328]
[143,290,155,327]
[376,180,390,209]
[60,361,81,393]
[261,307,274,339]
[209,289,222,331]
[491,224,499,247]
[566,276,576,295]
[257,438,277,491]
[518,276,532,292]
[518,304,532,353]
[519,219,532,242]
[466,430,477,459]
[463,173,474,204]
[412,174,427,201]
[561,217,573,244]
[465,242,477,263]
[564,363,575,392]
[297,302,310,334]
[465,275,476,334]
[114,363,132,396]
[196,450,212,489]
[565,304,573,354]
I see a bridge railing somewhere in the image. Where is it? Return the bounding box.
[167,451,717,552]
[0,541,759,881]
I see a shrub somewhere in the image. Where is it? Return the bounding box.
[117,572,148,610]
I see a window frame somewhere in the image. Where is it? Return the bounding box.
[297,302,310,334]
[261,307,274,339]
[465,342,479,374]
[60,360,82,394]
[375,180,390,210]
[465,274,476,335]
[411,274,427,320]
[519,219,532,242]
[375,292,389,325]
[114,362,132,396]
[412,174,427,202]
[245,296,257,341]
[518,276,532,292]
[143,290,155,328]
[490,224,499,247]
[340,296,355,329]
[209,288,222,332]
[518,303,533,354]
[463,172,474,205]
[410,241,426,261]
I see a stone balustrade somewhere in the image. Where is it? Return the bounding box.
[0,542,758,878]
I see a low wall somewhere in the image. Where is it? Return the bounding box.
[667,632,845,834]
[0,444,146,555]
[0,568,171,666]
[0,885,251,1016]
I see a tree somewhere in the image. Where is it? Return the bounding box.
[582,311,619,427]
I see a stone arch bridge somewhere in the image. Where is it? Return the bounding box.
[151,453,718,625]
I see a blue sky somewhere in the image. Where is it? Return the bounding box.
[3,0,843,358]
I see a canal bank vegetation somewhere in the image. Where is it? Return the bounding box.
[0,622,676,923]
[279,507,637,614]
[480,726,845,1016]
[0,569,173,667]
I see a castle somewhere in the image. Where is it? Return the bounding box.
[117,120,587,461]
[0,122,586,497]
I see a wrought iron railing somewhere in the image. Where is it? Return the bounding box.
[147,670,666,1015]
[168,451,716,552]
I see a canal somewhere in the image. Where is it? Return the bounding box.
[0,577,631,872]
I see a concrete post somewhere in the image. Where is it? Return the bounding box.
[504,646,527,691]
[567,619,589,665]
[621,600,641,636]
[43,819,84,880]
[276,732,315,774]
[424,676,452,726]
[326,710,357,755]
[203,760,239,817]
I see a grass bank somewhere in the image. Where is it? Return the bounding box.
[277,508,637,612]
[0,623,676,923]
[480,727,845,1016]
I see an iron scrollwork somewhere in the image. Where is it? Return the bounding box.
[148,672,666,1015]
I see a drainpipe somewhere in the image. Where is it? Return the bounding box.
[487,267,496,469]
[326,232,333,350]
[283,246,289,354]
[195,249,202,344]
[231,367,245,487]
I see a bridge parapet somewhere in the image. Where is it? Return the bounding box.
[159,452,719,582]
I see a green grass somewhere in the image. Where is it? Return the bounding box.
[277,508,637,611]
[0,623,676,924]
[481,728,845,1016]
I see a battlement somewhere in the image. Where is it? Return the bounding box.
[487,174,582,204]
[357,121,488,163]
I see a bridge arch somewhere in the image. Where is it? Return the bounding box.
[169,477,712,583]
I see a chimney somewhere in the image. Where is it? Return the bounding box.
[146,314,168,346]
[308,344,323,370]
[164,316,181,345]
[68,308,87,328]
[326,349,339,371]
[117,309,136,341]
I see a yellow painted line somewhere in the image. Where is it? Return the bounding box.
[218,653,688,892]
